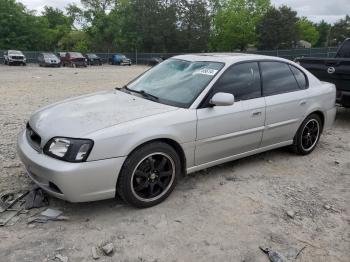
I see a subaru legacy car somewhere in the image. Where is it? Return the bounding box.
[17,54,336,208]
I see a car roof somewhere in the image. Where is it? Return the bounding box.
[174,53,289,64]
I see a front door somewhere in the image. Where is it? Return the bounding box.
[195,62,266,165]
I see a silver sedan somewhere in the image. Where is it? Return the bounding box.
[17,54,336,207]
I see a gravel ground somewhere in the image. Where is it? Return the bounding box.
[0,64,349,262]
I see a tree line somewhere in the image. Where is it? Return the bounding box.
[0,0,349,53]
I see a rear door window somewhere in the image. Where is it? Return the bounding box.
[289,65,307,89]
[260,62,301,96]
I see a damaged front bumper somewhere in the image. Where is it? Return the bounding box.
[17,130,126,202]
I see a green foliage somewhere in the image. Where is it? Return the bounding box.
[59,31,89,52]
[210,0,271,51]
[257,5,299,49]
[315,20,331,47]
[0,0,349,52]
[329,15,350,45]
[297,17,319,47]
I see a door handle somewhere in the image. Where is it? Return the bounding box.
[252,111,262,117]
[299,100,307,106]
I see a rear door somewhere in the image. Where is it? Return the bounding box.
[260,61,309,147]
[195,62,266,165]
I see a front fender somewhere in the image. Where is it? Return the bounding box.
[86,109,197,166]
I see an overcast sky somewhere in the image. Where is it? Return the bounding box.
[18,0,348,24]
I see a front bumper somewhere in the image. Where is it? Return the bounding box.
[17,130,126,202]
[8,59,25,64]
[121,60,131,65]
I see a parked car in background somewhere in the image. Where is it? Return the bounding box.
[3,50,26,66]
[296,38,350,107]
[85,53,102,65]
[17,54,336,208]
[57,52,66,66]
[38,53,61,67]
[108,54,131,65]
[62,52,87,67]
[148,57,163,66]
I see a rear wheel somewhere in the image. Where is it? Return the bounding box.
[292,114,322,155]
[117,142,181,208]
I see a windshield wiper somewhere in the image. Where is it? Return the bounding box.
[119,85,159,100]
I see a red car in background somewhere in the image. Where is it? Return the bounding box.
[61,52,87,67]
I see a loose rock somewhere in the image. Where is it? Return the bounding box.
[324,204,331,210]
[286,210,295,219]
[102,243,114,255]
[55,254,68,262]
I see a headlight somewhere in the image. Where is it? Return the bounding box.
[44,137,94,162]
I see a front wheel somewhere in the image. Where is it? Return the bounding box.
[292,114,322,155]
[117,142,181,208]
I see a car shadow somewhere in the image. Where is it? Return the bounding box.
[334,106,350,127]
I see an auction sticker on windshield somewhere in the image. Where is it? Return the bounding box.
[193,68,218,76]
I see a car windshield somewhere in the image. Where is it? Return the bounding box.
[87,54,98,58]
[127,59,224,108]
[44,53,57,59]
[9,50,23,55]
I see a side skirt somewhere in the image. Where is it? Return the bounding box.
[186,140,293,174]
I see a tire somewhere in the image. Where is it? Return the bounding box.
[291,113,322,155]
[117,142,181,208]
[23,63,26,66]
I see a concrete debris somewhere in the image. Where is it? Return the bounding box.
[24,187,49,210]
[102,243,114,255]
[28,208,69,224]
[41,208,62,218]
[0,191,29,226]
[259,246,286,262]
[0,191,29,213]
[55,254,68,262]
[0,209,23,226]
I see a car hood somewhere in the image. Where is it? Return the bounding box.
[29,90,178,143]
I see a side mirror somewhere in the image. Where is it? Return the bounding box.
[209,92,234,107]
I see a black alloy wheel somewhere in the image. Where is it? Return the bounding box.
[117,142,181,208]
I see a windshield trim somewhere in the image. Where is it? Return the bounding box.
[124,58,225,108]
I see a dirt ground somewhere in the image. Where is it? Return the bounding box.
[0,64,349,262]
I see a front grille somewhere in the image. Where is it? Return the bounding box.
[26,123,41,151]
[11,56,24,60]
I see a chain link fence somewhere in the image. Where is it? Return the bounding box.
[0,47,339,65]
